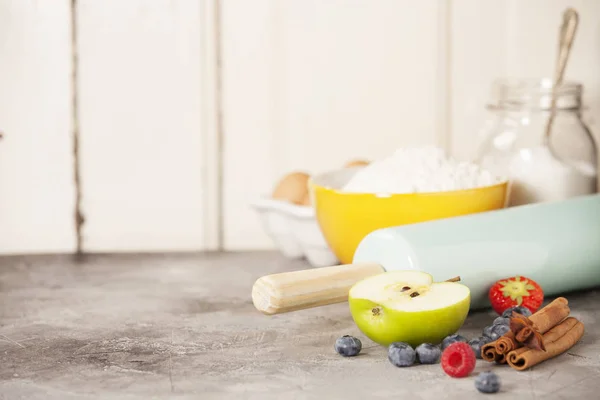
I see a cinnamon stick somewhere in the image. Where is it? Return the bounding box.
[481,342,506,364]
[507,317,584,371]
[507,317,578,360]
[529,297,570,332]
[495,332,517,354]
[494,297,570,354]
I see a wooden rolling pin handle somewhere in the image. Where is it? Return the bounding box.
[252,262,385,315]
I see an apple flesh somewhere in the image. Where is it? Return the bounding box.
[348,270,470,347]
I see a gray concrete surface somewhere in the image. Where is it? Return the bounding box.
[1,252,599,400]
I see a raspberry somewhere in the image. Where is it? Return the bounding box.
[441,342,476,378]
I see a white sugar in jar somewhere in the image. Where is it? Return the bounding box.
[506,146,596,206]
[476,78,597,206]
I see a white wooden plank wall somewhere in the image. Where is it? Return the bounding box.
[0,0,598,253]
[77,0,207,252]
[0,0,75,253]
[0,0,213,254]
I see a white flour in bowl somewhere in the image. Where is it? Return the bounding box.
[342,147,500,194]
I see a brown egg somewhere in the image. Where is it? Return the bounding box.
[300,191,311,206]
[344,159,370,168]
[272,171,310,205]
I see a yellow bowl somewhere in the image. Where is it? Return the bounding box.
[309,168,509,264]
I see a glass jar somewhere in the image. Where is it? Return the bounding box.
[476,78,597,207]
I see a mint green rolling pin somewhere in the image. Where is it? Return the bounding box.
[253,194,600,313]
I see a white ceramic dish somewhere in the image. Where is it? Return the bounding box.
[250,197,339,267]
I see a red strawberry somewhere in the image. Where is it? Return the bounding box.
[489,276,544,316]
[441,342,476,378]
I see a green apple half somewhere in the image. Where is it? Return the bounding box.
[348,270,470,347]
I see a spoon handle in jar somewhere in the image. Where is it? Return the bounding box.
[545,8,579,140]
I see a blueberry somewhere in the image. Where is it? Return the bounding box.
[493,316,510,326]
[388,342,416,367]
[502,306,532,318]
[334,335,362,357]
[483,325,497,340]
[441,334,468,350]
[480,335,493,345]
[415,343,441,364]
[490,323,510,338]
[501,308,514,318]
[516,306,533,317]
[475,371,501,394]
[468,338,484,359]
